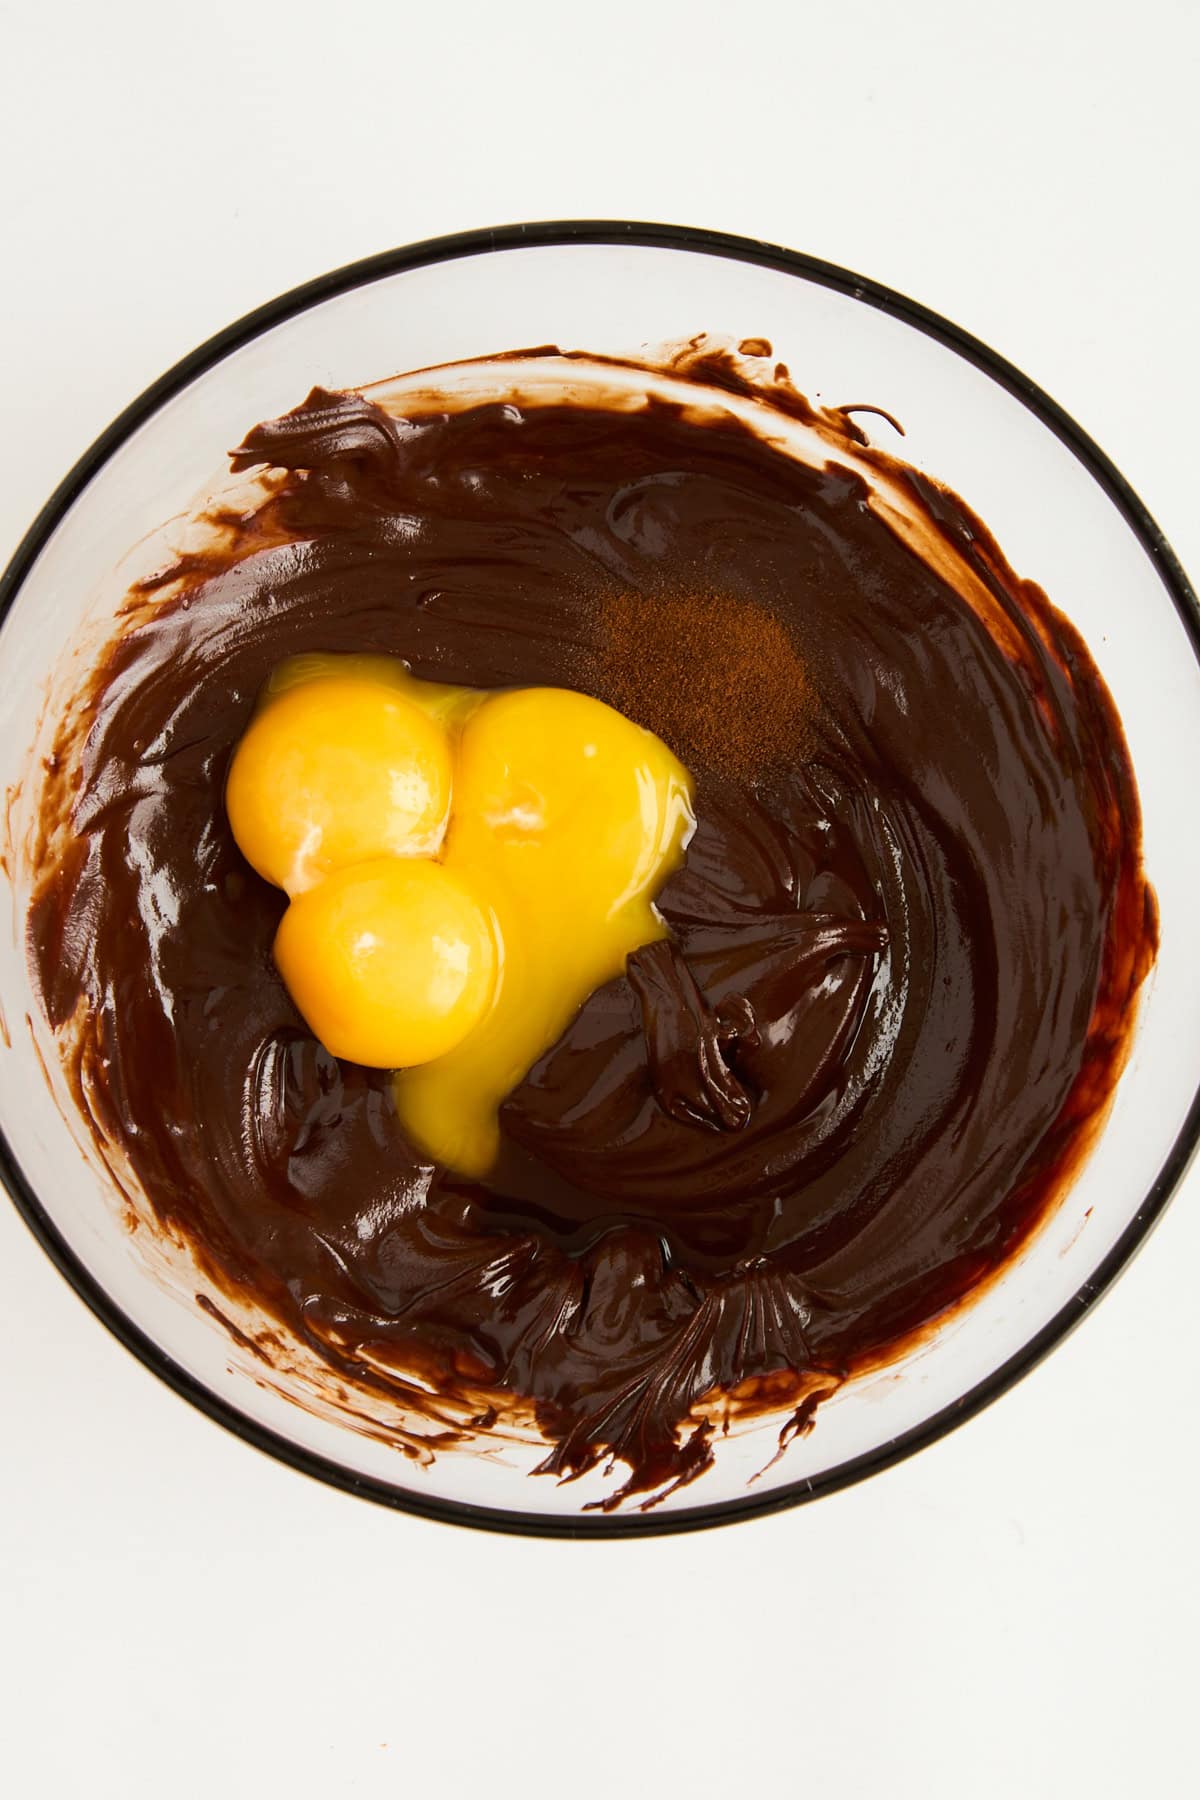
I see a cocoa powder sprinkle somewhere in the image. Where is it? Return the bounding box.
[582,585,813,779]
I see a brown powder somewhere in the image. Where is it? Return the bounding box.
[581,585,814,779]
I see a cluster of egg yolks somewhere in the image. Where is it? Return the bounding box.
[226,654,695,1176]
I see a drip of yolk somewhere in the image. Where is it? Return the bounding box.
[225,654,694,1175]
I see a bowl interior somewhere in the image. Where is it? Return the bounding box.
[2,231,1198,1529]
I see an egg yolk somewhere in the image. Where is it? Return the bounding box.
[395,688,693,1173]
[274,858,496,1068]
[226,672,453,893]
[226,654,694,1174]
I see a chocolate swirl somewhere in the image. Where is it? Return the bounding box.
[627,941,760,1133]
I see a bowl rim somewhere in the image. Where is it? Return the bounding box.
[2,217,1198,1539]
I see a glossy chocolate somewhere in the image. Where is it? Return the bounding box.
[28,367,1155,1507]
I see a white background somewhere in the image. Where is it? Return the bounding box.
[2,2,1198,1794]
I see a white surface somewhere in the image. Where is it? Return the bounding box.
[1,0,1197,1793]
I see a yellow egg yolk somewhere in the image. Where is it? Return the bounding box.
[226,670,454,894]
[397,687,693,1172]
[274,857,497,1068]
[226,654,695,1174]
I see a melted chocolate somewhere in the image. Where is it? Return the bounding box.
[27,370,1156,1507]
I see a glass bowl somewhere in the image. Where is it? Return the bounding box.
[2,221,1198,1536]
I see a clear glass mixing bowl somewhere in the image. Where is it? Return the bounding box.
[2,222,1197,1534]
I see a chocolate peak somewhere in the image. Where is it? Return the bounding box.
[628,939,759,1133]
